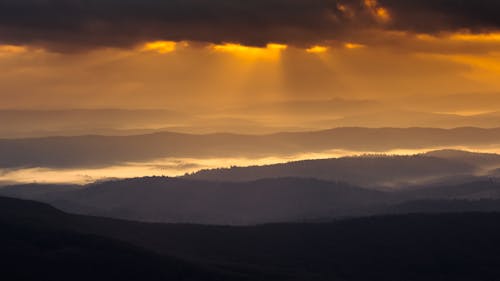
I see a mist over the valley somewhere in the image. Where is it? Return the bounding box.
[2,126,500,184]
[2,149,500,225]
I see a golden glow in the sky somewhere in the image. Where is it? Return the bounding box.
[344,43,365,49]
[306,46,328,53]
[336,3,354,18]
[421,52,500,86]
[437,110,495,116]
[375,7,391,22]
[212,43,288,60]
[450,33,500,42]
[416,32,500,43]
[364,0,391,23]
[0,45,27,54]
[415,34,437,41]
[446,54,500,73]
[337,4,347,12]
[142,41,177,54]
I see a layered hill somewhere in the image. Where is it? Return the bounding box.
[3,196,500,281]
[3,176,500,225]
[2,127,500,168]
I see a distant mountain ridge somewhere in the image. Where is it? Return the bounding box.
[186,149,500,187]
[186,154,478,187]
[2,127,500,168]
[3,107,500,138]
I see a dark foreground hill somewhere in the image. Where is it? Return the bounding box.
[3,196,500,281]
[3,176,500,224]
[0,197,244,281]
[0,178,385,224]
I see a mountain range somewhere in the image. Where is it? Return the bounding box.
[0,178,384,224]
[3,196,500,281]
[3,107,500,138]
[2,128,500,169]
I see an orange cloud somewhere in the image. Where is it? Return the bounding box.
[306,46,328,54]
[450,33,500,42]
[364,0,391,23]
[415,32,500,43]
[212,43,287,60]
[0,45,28,54]
[141,41,177,54]
[344,43,365,49]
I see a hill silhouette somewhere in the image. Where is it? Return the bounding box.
[0,178,385,224]
[3,176,500,225]
[376,199,500,214]
[3,196,500,281]
[0,197,242,281]
[187,154,477,187]
[3,150,500,224]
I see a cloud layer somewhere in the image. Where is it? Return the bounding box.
[1,0,499,51]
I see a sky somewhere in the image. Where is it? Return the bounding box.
[2,0,500,183]
[0,0,499,118]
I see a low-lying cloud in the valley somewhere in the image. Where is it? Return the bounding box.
[2,146,500,186]
[0,150,357,184]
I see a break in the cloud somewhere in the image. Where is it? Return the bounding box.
[0,0,499,51]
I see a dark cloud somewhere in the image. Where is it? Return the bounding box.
[0,0,499,51]
[380,0,500,33]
